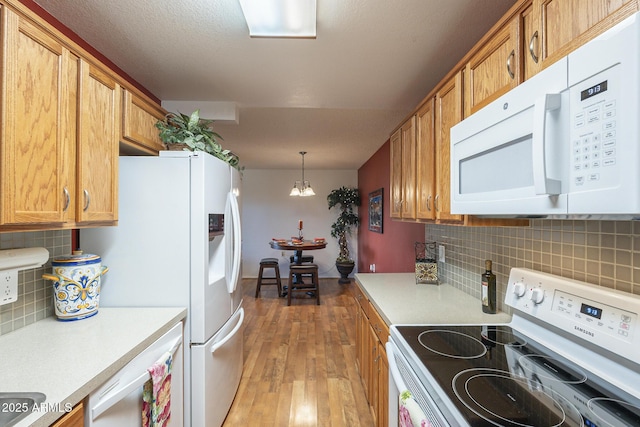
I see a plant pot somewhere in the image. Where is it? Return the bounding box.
[165,143,190,151]
[336,260,355,284]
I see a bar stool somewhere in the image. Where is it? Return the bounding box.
[256,258,282,297]
[287,264,320,305]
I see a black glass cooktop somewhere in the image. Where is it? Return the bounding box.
[394,325,640,427]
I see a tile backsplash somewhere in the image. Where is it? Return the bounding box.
[0,230,71,335]
[426,220,640,314]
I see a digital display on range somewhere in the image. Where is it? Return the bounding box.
[580,303,603,319]
[581,80,608,101]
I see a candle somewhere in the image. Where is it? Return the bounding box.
[299,220,303,229]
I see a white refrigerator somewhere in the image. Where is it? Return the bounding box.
[82,151,243,427]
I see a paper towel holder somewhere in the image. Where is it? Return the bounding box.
[0,247,50,306]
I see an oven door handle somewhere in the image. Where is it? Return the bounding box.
[386,341,407,392]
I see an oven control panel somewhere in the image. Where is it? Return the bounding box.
[552,290,636,340]
[505,268,640,364]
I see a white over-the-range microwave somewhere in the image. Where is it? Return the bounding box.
[450,11,640,219]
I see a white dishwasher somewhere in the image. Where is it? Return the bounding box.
[86,321,184,426]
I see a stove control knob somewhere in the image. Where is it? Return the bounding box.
[530,288,545,304]
[513,282,527,298]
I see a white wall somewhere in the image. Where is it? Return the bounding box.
[241,169,358,278]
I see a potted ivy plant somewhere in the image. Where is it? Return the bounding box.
[328,186,361,283]
[155,109,239,168]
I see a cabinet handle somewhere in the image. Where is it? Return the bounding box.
[427,195,432,211]
[529,31,539,63]
[83,189,90,212]
[434,195,439,212]
[62,187,70,212]
[506,49,515,79]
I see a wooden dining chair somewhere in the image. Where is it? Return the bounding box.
[287,264,320,305]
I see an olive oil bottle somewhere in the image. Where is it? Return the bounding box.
[481,260,497,314]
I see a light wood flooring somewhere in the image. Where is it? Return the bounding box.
[222,277,374,426]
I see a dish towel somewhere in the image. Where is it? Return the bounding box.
[142,351,173,427]
[399,390,432,427]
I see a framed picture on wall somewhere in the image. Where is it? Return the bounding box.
[368,188,383,233]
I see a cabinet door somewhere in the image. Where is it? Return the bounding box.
[527,0,637,76]
[0,8,76,225]
[77,60,120,223]
[354,294,365,375]
[400,117,416,219]
[522,2,538,81]
[121,89,166,155]
[464,17,520,116]
[368,322,380,423]
[415,99,435,221]
[389,129,402,219]
[376,341,389,427]
[51,401,84,427]
[435,72,464,223]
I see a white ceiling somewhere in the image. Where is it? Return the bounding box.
[34,0,516,169]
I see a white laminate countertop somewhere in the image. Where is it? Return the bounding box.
[355,273,512,326]
[0,307,187,427]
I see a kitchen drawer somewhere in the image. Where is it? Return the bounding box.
[353,283,368,315]
[368,300,389,344]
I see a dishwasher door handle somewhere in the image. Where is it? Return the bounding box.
[91,336,182,420]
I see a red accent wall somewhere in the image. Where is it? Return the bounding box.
[357,140,426,273]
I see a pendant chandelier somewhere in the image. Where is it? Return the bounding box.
[289,151,315,197]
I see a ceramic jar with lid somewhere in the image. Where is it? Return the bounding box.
[43,250,108,321]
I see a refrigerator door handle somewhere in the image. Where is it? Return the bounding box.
[226,192,242,294]
[210,307,244,354]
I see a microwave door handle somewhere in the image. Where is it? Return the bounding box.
[532,93,562,195]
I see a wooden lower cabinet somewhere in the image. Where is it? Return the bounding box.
[376,340,389,427]
[50,401,84,427]
[354,283,389,427]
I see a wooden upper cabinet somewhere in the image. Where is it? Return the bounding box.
[121,89,166,155]
[415,98,436,221]
[525,0,638,77]
[389,117,417,220]
[400,117,416,220]
[389,129,403,219]
[0,7,77,225]
[76,60,120,223]
[434,71,464,224]
[464,16,520,116]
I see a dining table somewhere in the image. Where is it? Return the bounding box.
[270,239,327,286]
[269,239,327,264]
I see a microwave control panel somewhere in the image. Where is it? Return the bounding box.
[569,66,620,192]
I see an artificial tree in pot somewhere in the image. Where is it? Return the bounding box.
[328,186,361,283]
[155,109,239,168]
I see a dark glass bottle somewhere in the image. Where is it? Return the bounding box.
[481,260,497,314]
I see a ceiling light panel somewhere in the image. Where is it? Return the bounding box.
[239,0,317,38]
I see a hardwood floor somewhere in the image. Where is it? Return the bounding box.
[223,277,374,426]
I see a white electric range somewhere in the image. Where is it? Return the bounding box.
[387,268,640,426]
